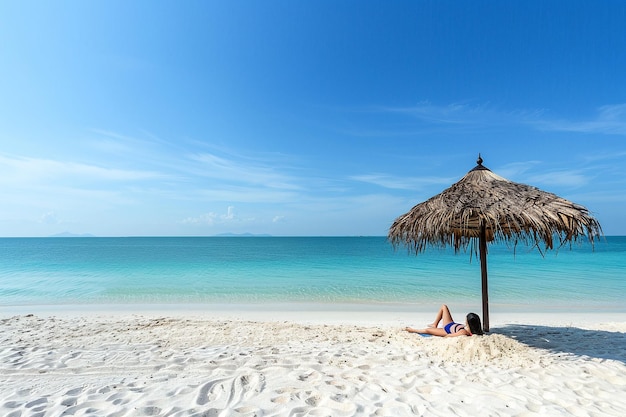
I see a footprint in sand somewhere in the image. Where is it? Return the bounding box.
[234,406,261,415]
[65,387,83,396]
[271,395,291,404]
[25,398,47,409]
[3,401,21,409]
[136,406,162,416]
[61,397,78,407]
[305,393,322,406]
[326,380,347,391]
[106,392,130,406]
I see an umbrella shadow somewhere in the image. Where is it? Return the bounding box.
[493,324,626,364]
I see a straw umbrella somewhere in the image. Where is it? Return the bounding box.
[388,155,602,332]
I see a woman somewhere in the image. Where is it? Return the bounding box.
[405,304,484,337]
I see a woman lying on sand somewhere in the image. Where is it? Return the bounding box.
[405,304,484,337]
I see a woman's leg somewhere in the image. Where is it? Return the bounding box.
[405,326,448,336]
[430,304,454,328]
[405,304,455,336]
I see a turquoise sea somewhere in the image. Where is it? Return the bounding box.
[0,236,624,312]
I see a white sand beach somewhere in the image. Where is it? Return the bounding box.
[2,307,626,417]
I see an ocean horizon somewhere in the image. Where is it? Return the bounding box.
[1,236,624,313]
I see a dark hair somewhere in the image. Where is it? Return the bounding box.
[466,313,484,335]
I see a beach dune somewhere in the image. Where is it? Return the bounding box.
[2,313,626,416]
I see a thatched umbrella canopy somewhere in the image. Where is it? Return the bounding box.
[388,155,602,332]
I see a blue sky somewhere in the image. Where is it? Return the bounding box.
[1,1,625,237]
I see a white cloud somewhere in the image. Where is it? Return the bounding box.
[525,170,590,188]
[385,102,626,137]
[0,154,163,185]
[379,101,543,127]
[494,161,590,188]
[532,104,626,135]
[383,101,486,124]
[350,173,454,190]
[362,101,626,139]
[40,211,60,225]
[193,186,300,204]
[188,152,301,190]
[181,206,242,225]
[223,206,235,220]
[181,212,218,225]
[494,161,542,180]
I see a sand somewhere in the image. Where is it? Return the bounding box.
[1,307,626,417]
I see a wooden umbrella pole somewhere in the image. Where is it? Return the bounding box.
[479,223,489,332]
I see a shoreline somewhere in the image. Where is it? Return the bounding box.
[2,301,626,326]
